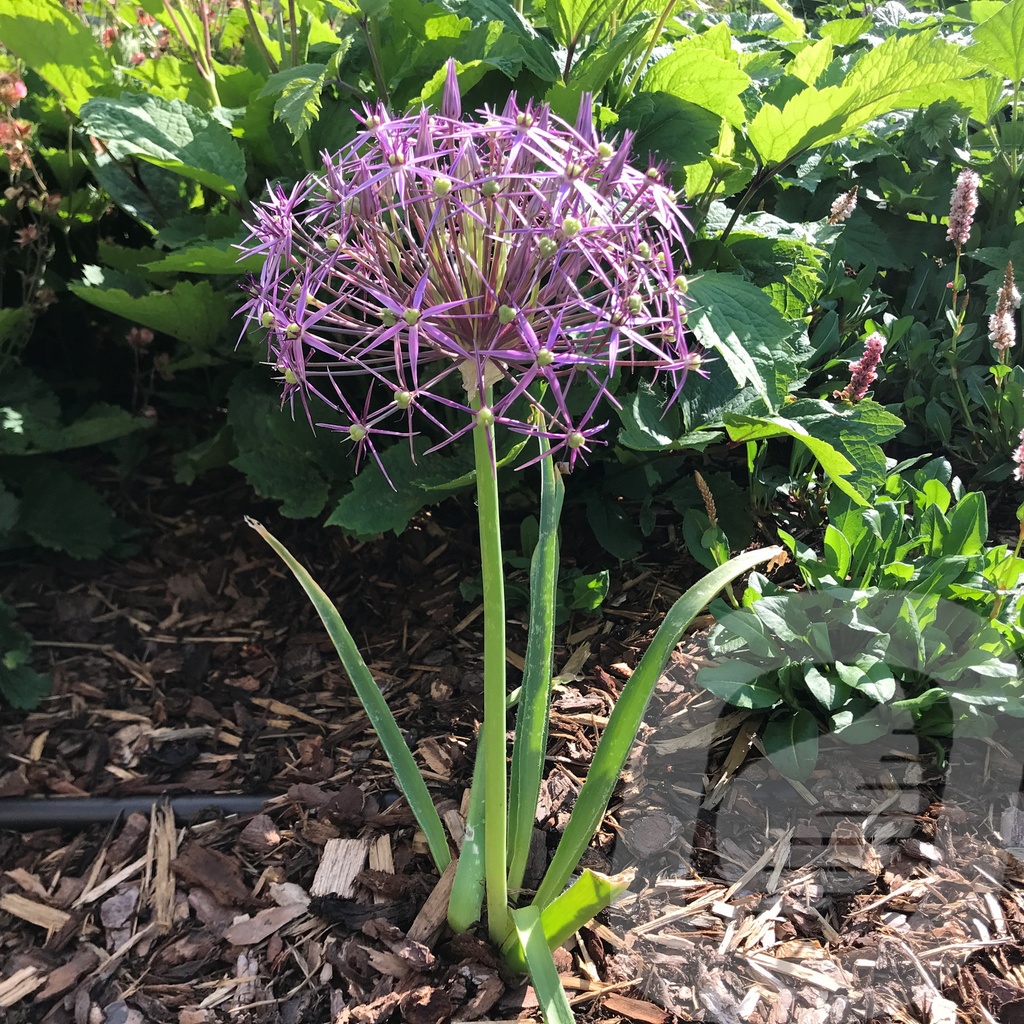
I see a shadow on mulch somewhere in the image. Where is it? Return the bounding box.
[2,453,1024,1024]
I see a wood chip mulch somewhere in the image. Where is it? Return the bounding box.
[2,460,1024,1024]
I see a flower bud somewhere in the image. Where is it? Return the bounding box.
[498,305,516,324]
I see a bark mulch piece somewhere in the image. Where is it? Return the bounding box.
[2,457,1024,1023]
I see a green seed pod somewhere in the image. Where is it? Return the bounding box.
[325,233,342,252]
[537,348,555,367]
[433,177,452,197]
[637,241,651,260]
[285,322,301,339]
[538,237,558,257]
[568,432,586,449]
[597,142,614,160]
[561,216,582,239]
[476,407,495,428]
[481,180,501,197]
[283,368,298,385]
[516,112,534,127]
[498,305,516,324]
[627,293,643,314]
[674,275,689,294]
[403,308,421,326]
[382,311,397,327]
[395,390,412,409]
[260,311,275,328]
[348,424,367,442]
[388,152,405,166]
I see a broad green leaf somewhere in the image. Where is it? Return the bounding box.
[760,0,805,39]
[18,463,118,559]
[0,0,113,113]
[724,413,868,506]
[1,664,51,710]
[247,517,451,872]
[788,37,832,85]
[817,17,872,45]
[510,907,574,1024]
[79,95,247,200]
[533,546,781,909]
[67,279,235,352]
[748,32,977,166]
[823,524,852,580]
[835,659,897,703]
[546,0,617,47]
[143,242,263,275]
[697,661,782,708]
[641,46,750,127]
[944,491,988,557]
[762,709,819,781]
[803,665,849,712]
[687,273,800,404]
[970,0,1024,84]
[832,701,892,744]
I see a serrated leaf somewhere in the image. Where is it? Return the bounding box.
[748,32,977,165]
[67,279,235,351]
[79,94,247,200]
[641,46,750,127]
[970,0,1024,84]
[259,63,328,142]
[18,463,117,559]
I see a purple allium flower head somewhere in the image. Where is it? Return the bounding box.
[834,332,885,403]
[946,169,980,250]
[989,261,1020,354]
[237,60,697,477]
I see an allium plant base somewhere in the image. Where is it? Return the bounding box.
[239,62,697,475]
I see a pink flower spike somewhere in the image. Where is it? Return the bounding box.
[989,262,1019,354]
[835,332,885,403]
[827,185,857,225]
[946,169,980,250]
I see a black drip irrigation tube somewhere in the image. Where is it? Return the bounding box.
[0,794,273,831]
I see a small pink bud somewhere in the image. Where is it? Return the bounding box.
[126,326,154,348]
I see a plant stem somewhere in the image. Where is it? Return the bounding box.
[620,0,676,102]
[471,389,510,944]
[241,0,279,73]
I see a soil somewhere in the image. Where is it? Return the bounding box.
[3,451,1024,1024]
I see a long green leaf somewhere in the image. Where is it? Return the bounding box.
[511,906,575,1024]
[503,868,633,973]
[507,444,565,895]
[532,546,781,909]
[245,517,451,872]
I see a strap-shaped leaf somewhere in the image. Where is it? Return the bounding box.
[510,906,574,1024]
[533,546,781,909]
[246,517,451,872]
[507,441,564,894]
